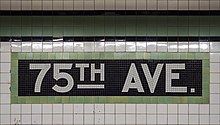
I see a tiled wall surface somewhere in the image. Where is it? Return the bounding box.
[0,41,220,124]
[1,16,220,37]
[0,0,220,10]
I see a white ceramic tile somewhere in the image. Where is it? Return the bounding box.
[200,42,209,52]
[0,73,10,83]
[136,42,146,52]
[210,63,220,72]
[199,104,209,114]
[210,105,220,114]
[157,42,167,52]
[210,115,220,124]
[74,0,83,10]
[137,114,146,124]
[105,0,115,10]
[74,114,83,124]
[126,42,136,52]
[0,105,10,114]
[126,104,135,113]
[84,104,94,113]
[137,104,146,113]
[158,115,168,124]
[157,104,167,114]
[200,115,209,124]
[105,42,115,52]
[84,42,95,52]
[63,104,73,113]
[189,42,199,52]
[0,42,11,52]
[63,42,74,52]
[147,104,156,114]
[210,84,220,93]
[147,42,157,52]
[168,42,178,52]
[0,94,10,103]
[116,114,125,124]
[178,115,188,124]
[32,42,42,52]
[210,0,220,10]
[43,104,52,114]
[116,104,125,113]
[53,104,62,114]
[105,114,114,124]
[43,42,52,52]
[178,104,188,114]
[32,115,41,124]
[147,115,156,124]
[85,114,94,124]
[210,53,220,62]
[178,42,189,52]
[11,42,21,52]
[168,115,178,124]
[105,104,115,114]
[22,104,31,114]
[22,42,32,52]
[210,42,220,52]
[1,115,10,124]
[74,104,83,113]
[63,114,73,124]
[42,115,52,124]
[115,42,126,52]
[95,114,104,124]
[189,115,199,124]
[11,115,21,124]
[95,104,104,113]
[53,114,62,124]
[21,115,31,124]
[210,94,220,104]
[0,53,11,62]
[189,104,199,114]
[52,42,63,52]
[32,104,41,114]
[168,104,178,114]
[0,63,10,73]
[126,114,135,124]
[74,42,84,52]
[210,73,220,83]
[11,104,21,114]
[95,42,104,52]
[0,84,10,93]
[147,0,157,10]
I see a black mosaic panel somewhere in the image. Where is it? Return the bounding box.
[18,60,202,96]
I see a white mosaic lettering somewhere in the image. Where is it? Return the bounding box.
[122,63,144,92]
[141,63,164,93]
[166,64,187,93]
[52,64,74,93]
[30,63,51,92]
[91,63,105,81]
[75,63,89,81]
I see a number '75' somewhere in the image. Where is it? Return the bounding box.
[30,64,74,93]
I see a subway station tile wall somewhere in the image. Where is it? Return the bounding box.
[0,0,220,10]
[0,41,220,124]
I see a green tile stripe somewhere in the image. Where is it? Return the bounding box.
[11,52,210,104]
[1,16,220,37]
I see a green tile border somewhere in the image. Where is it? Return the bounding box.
[11,52,210,104]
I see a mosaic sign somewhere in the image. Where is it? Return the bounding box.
[11,52,209,104]
[18,60,202,96]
